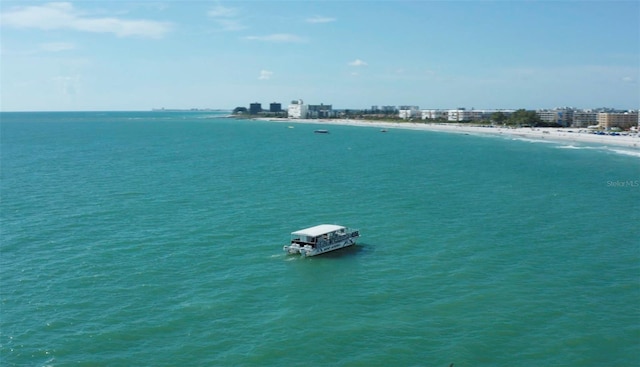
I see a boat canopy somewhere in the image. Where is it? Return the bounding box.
[291,224,345,237]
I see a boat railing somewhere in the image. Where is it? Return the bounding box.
[333,234,349,242]
[318,230,359,247]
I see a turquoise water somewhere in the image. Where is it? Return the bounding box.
[1,111,639,366]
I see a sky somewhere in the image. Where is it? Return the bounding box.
[1,0,638,111]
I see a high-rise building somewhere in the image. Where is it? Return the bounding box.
[308,103,333,118]
[572,111,598,127]
[536,108,573,127]
[269,103,282,112]
[597,111,639,129]
[381,106,396,113]
[288,99,308,119]
[249,102,262,114]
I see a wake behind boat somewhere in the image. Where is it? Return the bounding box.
[283,224,359,257]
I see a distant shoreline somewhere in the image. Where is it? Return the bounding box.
[152,108,227,112]
[255,117,640,149]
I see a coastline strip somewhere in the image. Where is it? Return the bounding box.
[257,117,640,149]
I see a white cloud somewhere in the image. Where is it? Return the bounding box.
[348,59,367,67]
[1,2,171,38]
[215,19,246,31]
[258,70,274,80]
[244,33,306,43]
[40,42,75,52]
[207,5,238,18]
[621,76,635,83]
[207,4,245,31]
[306,16,336,24]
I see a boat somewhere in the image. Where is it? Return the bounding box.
[314,129,329,134]
[380,129,388,132]
[283,224,360,257]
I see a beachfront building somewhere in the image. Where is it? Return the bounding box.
[536,108,573,127]
[288,99,308,119]
[249,102,262,115]
[421,110,448,120]
[381,106,397,114]
[572,111,598,128]
[370,105,397,117]
[399,106,420,119]
[469,110,490,121]
[269,103,282,113]
[447,109,472,122]
[597,111,639,130]
[422,109,500,122]
[308,103,334,119]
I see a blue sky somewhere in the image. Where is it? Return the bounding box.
[1,1,638,111]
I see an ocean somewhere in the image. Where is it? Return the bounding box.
[1,111,638,366]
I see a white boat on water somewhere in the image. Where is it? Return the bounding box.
[283,224,360,257]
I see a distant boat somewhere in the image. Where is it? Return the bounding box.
[314,129,329,134]
[288,126,295,129]
[283,224,360,257]
[380,129,388,133]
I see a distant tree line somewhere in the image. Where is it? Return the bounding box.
[232,106,560,127]
[491,109,558,127]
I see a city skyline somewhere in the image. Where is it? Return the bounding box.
[1,1,638,112]
[233,100,637,112]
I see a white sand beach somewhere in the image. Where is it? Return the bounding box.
[259,118,640,149]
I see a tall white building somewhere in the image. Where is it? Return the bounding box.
[448,109,472,122]
[422,110,448,120]
[288,99,308,119]
[422,109,511,122]
[398,106,420,119]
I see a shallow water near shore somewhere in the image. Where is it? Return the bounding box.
[2,111,639,366]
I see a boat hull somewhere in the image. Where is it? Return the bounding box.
[283,237,356,257]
